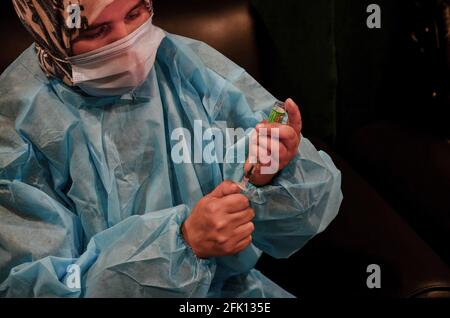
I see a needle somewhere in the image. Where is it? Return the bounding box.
[237,165,255,191]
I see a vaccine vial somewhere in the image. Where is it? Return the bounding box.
[268,101,287,124]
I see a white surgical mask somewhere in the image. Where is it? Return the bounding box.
[68,17,165,97]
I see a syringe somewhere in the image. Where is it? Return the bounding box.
[237,101,287,192]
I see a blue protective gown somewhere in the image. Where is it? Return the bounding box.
[0,33,343,298]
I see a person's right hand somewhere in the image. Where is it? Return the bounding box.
[181,181,255,259]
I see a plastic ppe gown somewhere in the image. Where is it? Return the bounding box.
[0,33,343,298]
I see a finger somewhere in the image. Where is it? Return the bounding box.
[278,127,300,151]
[248,130,259,164]
[256,122,283,133]
[233,222,255,242]
[257,123,297,139]
[255,139,288,166]
[257,125,299,150]
[254,136,273,165]
[234,236,253,254]
[209,180,241,198]
[260,147,288,168]
[219,194,250,212]
[257,135,273,154]
[253,128,299,159]
[256,135,288,154]
[229,208,255,226]
[248,135,276,165]
[285,98,302,136]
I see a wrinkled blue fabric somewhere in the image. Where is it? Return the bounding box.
[0,33,343,298]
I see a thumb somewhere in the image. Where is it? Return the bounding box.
[285,98,302,136]
[209,181,241,198]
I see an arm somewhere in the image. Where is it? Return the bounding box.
[162,37,342,278]
[210,70,343,260]
[222,131,342,260]
[245,137,342,259]
[0,186,213,297]
[0,124,213,298]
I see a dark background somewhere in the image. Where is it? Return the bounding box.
[251,0,449,144]
[0,0,449,298]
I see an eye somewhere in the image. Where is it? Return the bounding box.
[126,6,145,21]
[80,25,109,40]
[126,10,141,21]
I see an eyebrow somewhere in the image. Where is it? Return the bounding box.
[82,2,146,32]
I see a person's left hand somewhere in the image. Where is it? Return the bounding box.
[244,98,302,187]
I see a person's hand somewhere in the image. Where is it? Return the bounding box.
[182,181,255,259]
[245,98,302,186]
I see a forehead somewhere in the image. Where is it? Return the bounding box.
[64,0,114,25]
[65,0,148,26]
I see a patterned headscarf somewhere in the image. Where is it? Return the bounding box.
[12,0,153,86]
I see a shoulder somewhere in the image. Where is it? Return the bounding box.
[0,45,50,105]
[157,32,245,81]
[156,32,275,115]
[0,45,56,119]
